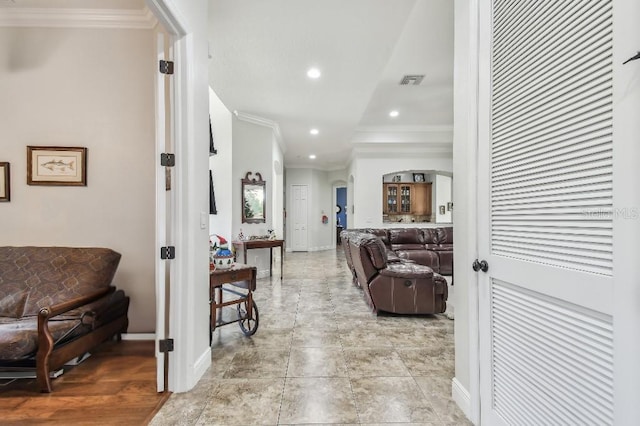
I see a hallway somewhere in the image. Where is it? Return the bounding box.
[152,248,468,425]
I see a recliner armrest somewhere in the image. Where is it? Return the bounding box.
[379,262,434,279]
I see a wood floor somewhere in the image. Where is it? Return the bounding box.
[0,340,168,425]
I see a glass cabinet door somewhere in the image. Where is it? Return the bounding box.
[386,185,398,213]
[400,185,411,213]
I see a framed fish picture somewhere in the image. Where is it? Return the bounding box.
[0,162,9,202]
[27,146,87,186]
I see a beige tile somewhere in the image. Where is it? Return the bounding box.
[287,347,348,378]
[344,348,411,377]
[195,378,284,425]
[339,328,394,348]
[292,327,342,347]
[223,349,289,379]
[350,377,440,423]
[279,377,359,424]
[397,349,453,377]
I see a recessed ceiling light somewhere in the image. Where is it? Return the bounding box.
[389,110,399,118]
[309,154,317,159]
[310,128,319,135]
[307,68,321,79]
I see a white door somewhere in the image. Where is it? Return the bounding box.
[476,0,636,424]
[291,184,308,251]
[154,31,174,393]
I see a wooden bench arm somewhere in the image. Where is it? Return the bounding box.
[38,287,115,320]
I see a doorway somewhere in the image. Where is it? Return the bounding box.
[335,185,347,247]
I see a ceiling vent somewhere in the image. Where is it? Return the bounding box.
[399,75,425,85]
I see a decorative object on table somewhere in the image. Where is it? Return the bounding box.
[413,172,425,183]
[439,205,446,215]
[322,214,329,224]
[267,229,276,240]
[212,235,234,270]
[241,171,266,224]
[209,170,217,215]
[0,162,9,202]
[392,175,401,182]
[27,146,87,186]
[209,235,219,269]
[447,202,453,211]
[238,229,245,241]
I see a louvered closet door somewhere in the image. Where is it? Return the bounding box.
[477,0,617,424]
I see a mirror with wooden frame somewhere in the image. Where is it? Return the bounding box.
[241,172,266,223]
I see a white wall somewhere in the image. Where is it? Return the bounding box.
[435,174,452,223]
[351,155,453,228]
[231,118,283,276]
[208,87,233,240]
[0,27,155,333]
[271,136,284,241]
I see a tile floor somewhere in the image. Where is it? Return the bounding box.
[151,248,470,426]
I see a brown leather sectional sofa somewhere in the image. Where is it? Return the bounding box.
[0,246,130,392]
[342,227,453,315]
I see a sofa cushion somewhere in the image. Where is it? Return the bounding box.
[0,247,121,318]
[0,317,89,360]
[395,250,440,272]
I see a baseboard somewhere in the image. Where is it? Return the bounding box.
[256,269,271,279]
[121,333,156,341]
[452,377,472,421]
[308,245,332,252]
[193,346,212,385]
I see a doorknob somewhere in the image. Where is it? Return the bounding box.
[472,259,489,272]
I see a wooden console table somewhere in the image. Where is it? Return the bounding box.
[231,239,284,279]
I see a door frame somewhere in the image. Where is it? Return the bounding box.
[148,0,205,393]
[453,0,481,423]
[332,181,347,247]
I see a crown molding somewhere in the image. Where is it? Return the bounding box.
[233,110,287,153]
[0,7,157,29]
[352,125,453,144]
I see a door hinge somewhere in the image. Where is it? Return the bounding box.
[160,246,175,260]
[159,338,174,352]
[159,60,174,75]
[160,153,175,167]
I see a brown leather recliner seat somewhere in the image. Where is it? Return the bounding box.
[349,233,447,315]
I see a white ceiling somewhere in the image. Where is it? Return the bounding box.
[2,0,454,170]
[208,0,454,170]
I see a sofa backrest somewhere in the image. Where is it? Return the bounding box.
[388,228,424,251]
[0,247,121,318]
[437,227,453,245]
[349,234,387,285]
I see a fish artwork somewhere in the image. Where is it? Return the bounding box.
[40,159,75,172]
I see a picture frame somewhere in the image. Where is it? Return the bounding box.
[413,173,425,183]
[0,162,10,202]
[27,146,87,186]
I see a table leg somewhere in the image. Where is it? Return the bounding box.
[269,248,273,277]
[243,247,248,264]
[280,244,283,279]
